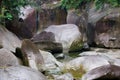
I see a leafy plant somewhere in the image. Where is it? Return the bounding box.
[61,0,91,10]
[0,0,32,25]
[61,0,120,10]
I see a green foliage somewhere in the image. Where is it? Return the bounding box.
[61,0,91,10]
[0,0,31,25]
[95,0,120,10]
[61,0,120,10]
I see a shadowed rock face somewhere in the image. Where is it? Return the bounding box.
[31,31,55,42]
[31,31,62,53]
[44,24,82,53]
[38,7,67,31]
[82,65,120,80]
[67,9,88,42]
[95,18,120,48]
[32,24,81,53]
[21,39,44,70]
[88,7,120,48]
[5,6,36,39]
[5,1,67,39]
[34,41,63,53]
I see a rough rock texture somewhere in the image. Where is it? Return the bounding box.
[5,1,67,39]
[0,25,21,52]
[63,55,110,79]
[39,50,63,71]
[0,48,20,67]
[31,31,62,53]
[88,5,120,48]
[80,48,120,59]
[55,73,74,80]
[82,65,120,80]
[34,41,63,53]
[21,39,44,70]
[6,6,36,39]
[45,24,81,52]
[67,9,88,42]
[0,66,48,80]
[38,2,67,31]
[32,24,81,53]
[31,31,55,42]
[95,9,120,48]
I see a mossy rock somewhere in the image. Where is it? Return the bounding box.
[69,40,83,52]
[63,65,86,79]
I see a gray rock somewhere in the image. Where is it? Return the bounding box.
[31,31,63,53]
[80,48,120,59]
[44,24,82,53]
[0,48,20,67]
[63,55,110,79]
[82,65,120,80]
[38,2,67,31]
[54,53,65,59]
[39,50,63,71]
[6,6,36,39]
[65,55,109,72]
[55,73,74,80]
[88,5,120,48]
[31,31,55,42]
[21,39,44,70]
[67,9,88,44]
[33,41,63,53]
[0,66,48,80]
[0,25,21,52]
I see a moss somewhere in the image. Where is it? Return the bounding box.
[63,65,86,79]
[69,40,83,52]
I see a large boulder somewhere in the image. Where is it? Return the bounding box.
[0,48,20,67]
[39,50,64,80]
[32,24,82,53]
[67,9,88,43]
[38,1,67,31]
[0,25,21,52]
[80,48,120,59]
[31,31,62,53]
[82,65,120,80]
[31,31,63,53]
[88,4,120,48]
[6,6,36,39]
[21,39,44,70]
[34,41,63,53]
[63,55,110,79]
[39,50,63,71]
[6,1,67,39]
[95,9,120,48]
[32,31,55,42]
[44,24,82,52]
[0,66,47,80]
